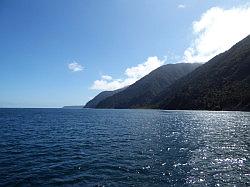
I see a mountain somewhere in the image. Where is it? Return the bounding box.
[84,87,126,108]
[96,63,201,108]
[152,35,250,111]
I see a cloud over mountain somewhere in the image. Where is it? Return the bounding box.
[91,56,164,91]
[184,4,250,63]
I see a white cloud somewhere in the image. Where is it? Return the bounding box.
[101,75,113,81]
[68,62,83,72]
[125,56,164,79]
[183,4,250,63]
[91,56,164,91]
[178,4,186,9]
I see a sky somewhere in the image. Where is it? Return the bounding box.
[0,0,250,108]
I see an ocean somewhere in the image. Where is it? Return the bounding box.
[0,108,249,186]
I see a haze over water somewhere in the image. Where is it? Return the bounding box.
[0,109,249,186]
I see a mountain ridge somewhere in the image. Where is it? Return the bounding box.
[84,87,126,108]
[96,63,201,108]
[151,35,250,111]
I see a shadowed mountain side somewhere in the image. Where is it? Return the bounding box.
[84,87,126,108]
[151,35,250,111]
[96,63,201,108]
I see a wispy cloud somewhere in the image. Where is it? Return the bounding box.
[91,56,165,91]
[68,61,83,72]
[178,4,186,9]
[183,4,250,63]
[101,75,113,81]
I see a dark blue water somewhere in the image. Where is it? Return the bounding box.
[0,109,249,186]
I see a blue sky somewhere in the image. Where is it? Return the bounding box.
[0,0,249,107]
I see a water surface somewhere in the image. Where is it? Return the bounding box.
[0,108,249,186]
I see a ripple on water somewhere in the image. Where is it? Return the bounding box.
[0,109,249,186]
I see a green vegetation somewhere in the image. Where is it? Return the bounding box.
[85,35,250,111]
[152,35,250,111]
[84,87,126,108]
[96,63,200,108]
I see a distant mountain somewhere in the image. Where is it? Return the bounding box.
[62,106,83,109]
[152,35,250,111]
[84,87,126,108]
[96,63,201,108]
